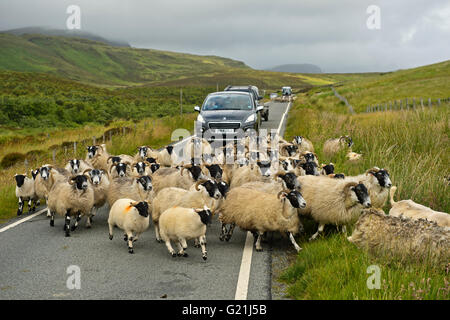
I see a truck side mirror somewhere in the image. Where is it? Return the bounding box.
[256,105,264,112]
[194,106,200,112]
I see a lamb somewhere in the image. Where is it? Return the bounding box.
[348,208,450,267]
[151,179,221,242]
[47,174,95,237]
[65,159,93,175]
[219,187,306,252]
[84,169,110,225]
[297,175,371,240]
[14,172,39,215]
[345,167,392,208]
[323,135,353,157]
[388,186,450,228]
[85,144,110,172]
[108,199,150,254]
[292,136,314,153]
[230,161,273,188]
[159,205,212,260]
[107,175,153,207]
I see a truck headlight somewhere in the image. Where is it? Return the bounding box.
[244,114,256,123]
[197,114,205,123]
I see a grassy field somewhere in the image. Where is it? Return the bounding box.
[279,88,449,299]
[307,60,450,113]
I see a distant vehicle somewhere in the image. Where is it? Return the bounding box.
[224,85,269,121]
[282,86,292,96]
[270,93,278,99]
[194,91,264,142]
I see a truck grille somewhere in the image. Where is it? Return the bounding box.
[208,122,240,129]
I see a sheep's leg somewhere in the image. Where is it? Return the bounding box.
[165,240,176,257]
[71,213,81,231]
[219,223,228,241]
[17,197,23,216]
[154,223,163,243]
[180,238,188,249]
[255,231,264,252]
[50,211,55,227]
[64,211,71,237]
[194,238,200,248]
[46,197,51,217]
[108,223,114,240]
[127,232,134,254]
[225,223,236,242]
[199,237,207,261]
[287,232,302,252]
[341,225,347,235]
[309,224,325,241]
[27,199,32,213]
[176,240,188,257]
[30,199,37,212]
[86,215,92,228]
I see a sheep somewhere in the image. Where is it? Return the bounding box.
[108,161,132,178]
[64,159,93,175]
[298,161,320,176]
[348,208,450,267]
[107,174,153,208]
[47,174,95,236]
[240,171,301,194]
[388,186,450,228]
[323,135,353,157]
[152,145,176,167]
[347,151,362,162]
[219,187,306,252]
[345,167,392,208]
[202,163,223,181]
[159,205,212,259]
[329,173,345,179]
[84,169,110,225]
[151,179,221,242]
[151,163,206,195]
[292,135,314,153]
[230,160,273,188]
[14,172,39,216]
[136,146,160,162]
[279,143,299,157]
[297,175,371,240]
[85,144,110,172]
[131,161,152,177]
[320,163,335,176]
[108,199,150,253]
[184,137,212,160]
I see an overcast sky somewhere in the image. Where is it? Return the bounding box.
[1,0,449,72]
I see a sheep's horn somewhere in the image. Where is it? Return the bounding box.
[83,169,91,175]
[277,189,289,199]
[109,163,116,173]
[68,177,76,185]
[365,167,380,175]
[343,182,358,194]
[194,179,208,191]
[129,201,138,207]
[273,171,285,181]
[180,163,192,176]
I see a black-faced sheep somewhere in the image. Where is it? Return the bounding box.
[323,135,353,157]
[14,172,39,215]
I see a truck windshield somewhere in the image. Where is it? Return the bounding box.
[203,94,253,111]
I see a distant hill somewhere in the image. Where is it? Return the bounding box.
[2,27,131,47]
[267,64,322,74]
[0,32,333,87]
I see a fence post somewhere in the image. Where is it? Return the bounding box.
[421,98,424,110]
[64,147,67,157]
[428,98,431,108]
[52,149,56,163]
[180,88,183,116]
[413,98,416,109]
[109,131,112,143]
[438,98,441,106]
[24,159,28,170]
[73,142,77,156]
[93,136,96,145]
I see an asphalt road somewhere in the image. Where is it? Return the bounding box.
[0,101,293,300]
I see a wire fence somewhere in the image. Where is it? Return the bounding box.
[364,97,450,113]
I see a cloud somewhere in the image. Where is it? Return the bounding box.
[0,0,448,72]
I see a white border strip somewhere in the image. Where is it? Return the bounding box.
[234,101,292,300]
[0,208,47,233]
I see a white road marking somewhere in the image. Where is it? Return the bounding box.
[234,101,292,300]
[0,208,48,233]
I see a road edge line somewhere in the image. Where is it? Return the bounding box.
[0,208,47,233]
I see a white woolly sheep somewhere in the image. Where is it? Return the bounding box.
[159,205,212,260]
[218,187,306,252]
[240,171,301,194]
[107,175,153,207]
[292,135,315,153]
[84,169,110,225]
[323,135,353,157]
[14,172,39,216]
[348,208,449,267]
[108,199,150,254]
[65,159,93,175]
[230,161,273,188]
[151,163,206,195]
[297,175,371,240]
[47,174,95,237]
[85,144,110,172]
[389,186,450,228]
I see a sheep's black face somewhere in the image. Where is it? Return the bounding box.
[257,161,272,177]
[138,176,152,191]
[372,170,392,188]
[302,162,319,176]
[206,164,222,180]
[322,163,335,175]
[135,162,146,175]
[139,147,148,159]
[31,169,40,180]
[146,157,157,164]
[286,145,298,156]
[89,169,102,185]
[40,166,50,180]
[134,201,149,218]
[293,136,303,145]
[115,163,127,177]
[87,146,98,159]
[286,190,306,209]
[15,174,26,188]
[196,208,212,225]
[281,160,290,171]
[188,165,203,181]
[166,145,174,155]
[353,184,371,208]
[150,163,160,173]
[347,137,354,148]
[202,180,221,199]
[72,175,89,191]
[280,172,300,190]
[217,181,229,198]
[303,153,315,163]
[69,159,80,173]
[334,173,345,179]
[110,156,121,164]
